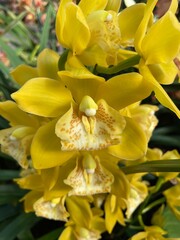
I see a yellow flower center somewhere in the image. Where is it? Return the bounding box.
[55,96,126,151]
[87,10,121,64]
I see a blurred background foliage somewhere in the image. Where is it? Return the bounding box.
[0,0,180,239]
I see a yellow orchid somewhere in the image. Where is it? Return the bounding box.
[130,225,175,240]
[11,48,60,85]
[59,196,106,240]
[55,0,137,66]
[120,101,158,141]
[0,101,43,168]
[135,0,180,117]
[108,101,158,160]
[125,173,148,219]
[163,178,180,220]
[15,168,70,221]
[104,193,126,233]
[11,55,151,169]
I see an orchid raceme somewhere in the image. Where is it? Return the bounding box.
[1,0,180,239]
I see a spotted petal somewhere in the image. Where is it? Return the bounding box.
[64,156,114,196]
[33,197,69,221]
[0,127,33,168]
[55,100,126,151]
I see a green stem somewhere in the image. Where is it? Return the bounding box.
[95,55,140,75]
[121,160,180,175]
[142,197,166,214]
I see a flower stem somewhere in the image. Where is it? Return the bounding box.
[95,55,140,75]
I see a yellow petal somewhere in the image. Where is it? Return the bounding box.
[22,191,42,213]
[59,54,105,104]
[66,196,92,228]
[0,127,33,168]
[79,0,108,16]
[37,48,60,80]
[104,195,118,233]
[41,167,59,191]
[0,101,39,127]
[11,78,72,117]
[148,61,178,85]
[33,197,69,221]
[134,0,157,53]
[96,73,152,110]
[104,194,124,233]
[142,11,180,64]
[44,159,75,200]
[15,173,43,190]
[105,0,121,12]
[11,64,38,85]
[59,73,104,105]
[169,0,179,13]
[108,118,147,160]
[31,120,76,169]
[55,99,126,151]
[118,3,146,46]
[58,227,74,240]
[140,61,180,118]
[56,1,90,55]
[79,44,108,67]
[102,161,130,198]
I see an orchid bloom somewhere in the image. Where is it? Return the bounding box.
[135,0,180,117]
[59,196,106,240]
[15,168,70,221]
[11,53,151,169]
[130,225,173,240]
[0,101,43,168]
[56,0,137,66]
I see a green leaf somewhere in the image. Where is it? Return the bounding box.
[0,204,20,222]
[0,38,23,67]
[39,4,54,52]
[37,228,64,240]
[150,135,180,149]
[0,212,40,240]
[163,206,180,237]
[121,160,180,174]
[17,230,35,240]
[0,170,20,181]
[3,11,27,35]
[0,184,27,205]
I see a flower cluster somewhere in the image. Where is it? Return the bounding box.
[1,0,180,239]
